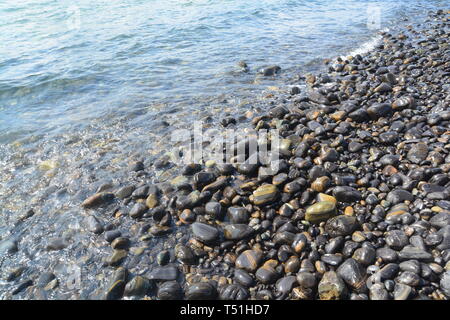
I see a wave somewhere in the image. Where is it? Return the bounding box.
[343,28,389,58]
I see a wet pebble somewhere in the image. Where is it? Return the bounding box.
[325,215,358,237]
[185,282,217,300]
[219,284,249,300]
[191,222,220,243]
[235,250,263,273]
[305,201,337,224]
[157,281,182,300]
[318,271,347,300]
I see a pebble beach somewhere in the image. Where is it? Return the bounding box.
[0,7,449,300]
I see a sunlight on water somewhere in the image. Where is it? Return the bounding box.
[0,0,445,143]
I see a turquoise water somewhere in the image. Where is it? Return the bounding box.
[0,0,446,143]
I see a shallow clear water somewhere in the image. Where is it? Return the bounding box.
[0,0,446,142]
[0,0,447,299]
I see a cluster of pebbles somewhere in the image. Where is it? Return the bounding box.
[3,10,450,300]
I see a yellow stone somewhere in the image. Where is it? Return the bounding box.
[240,181,258,191]
[252,184,280,206]
[263,259,278,268]
[311,176,331,193]
[170,175,188,187]
[38,160,59,171]
[344,206,354,216]
[145,194,159,209]
[317,193,337,204]
[205,160,216,167]
[305,73,316,84]
[330,111,346,121]
[305,201,337,224]
[131,247,146,255]
[386,210,407,218]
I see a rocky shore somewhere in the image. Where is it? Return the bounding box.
[2,9,450,300]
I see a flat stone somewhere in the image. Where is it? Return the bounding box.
[398,246,433,262]
[185,282,217,300]
[131,185,150,199]
[115,185,135,199]
[386,189,414,204]
[111,237,130,250]
[236,250,263,272]
[128,161,144,172]
[296,272,316,289]
[333,186,362,203]
[205,201,223,219]
[308,90,330,105]
[399,260,421,274]
[437,226,450,250]
[305,201,337,224]
[104,230,121,243]
[396,271,420,287]
[191,222,220,243]
[252,184,280,206]
[224,224,254,241]
[81,192,114,208]
[377,263,399,281]
[170,176,189,188]
[12,280,33,295]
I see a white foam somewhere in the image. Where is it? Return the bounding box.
[340,28,390,59]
